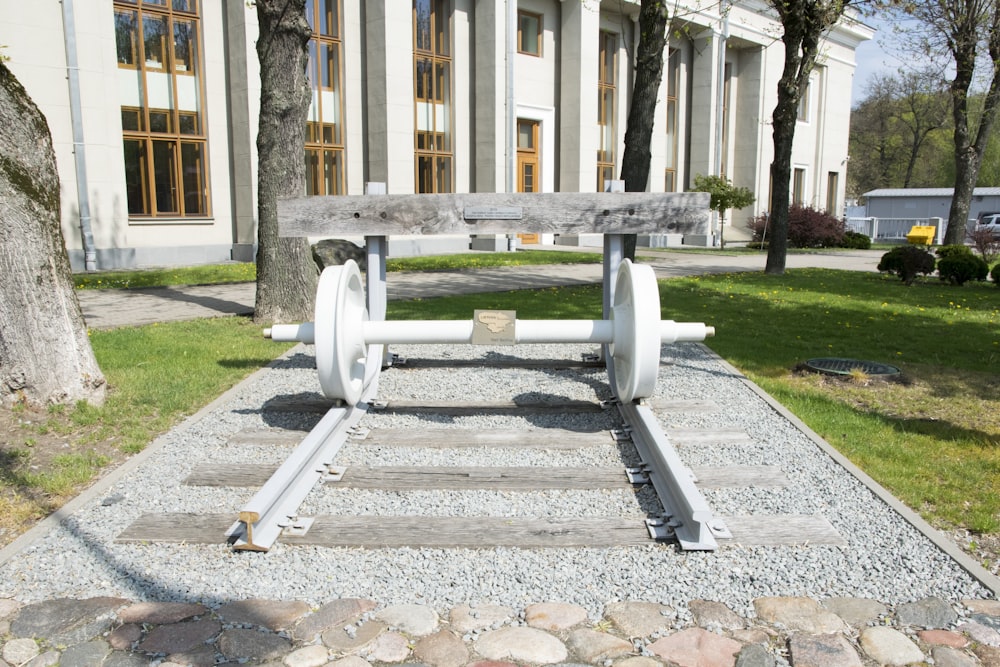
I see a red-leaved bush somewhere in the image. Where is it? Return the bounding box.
[748,205,846,248]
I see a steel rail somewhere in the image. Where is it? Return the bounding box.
[617,400,730,550]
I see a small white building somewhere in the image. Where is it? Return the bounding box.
[862,188,1000,224]
[0,0,872,270]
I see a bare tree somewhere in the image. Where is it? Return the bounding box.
[765,0,853,275]
[0,62,105,407]
[254,0,318,324]
[897,0,1000,244]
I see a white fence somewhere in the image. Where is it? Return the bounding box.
[845,217,947,244]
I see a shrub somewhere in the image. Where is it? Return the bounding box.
[877,246,936,285]
[938,253,989,285]
[748,205,846,248]
[839,230,872,249]
[935,244,975,260]
[992,263,1000,286]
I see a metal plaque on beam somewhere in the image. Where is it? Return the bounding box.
[472,310,516,345]
[463,206,523,220]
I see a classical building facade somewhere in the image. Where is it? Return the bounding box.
[1,0,872,270]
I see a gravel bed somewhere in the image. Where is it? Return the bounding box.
[0,342,990,619]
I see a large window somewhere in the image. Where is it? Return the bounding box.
[597,31,617,191]
[305,0,345,195]
[720,63,732,178]
[414,0,452,193]
[115,0,207,218]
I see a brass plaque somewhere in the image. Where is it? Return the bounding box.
[472,310,516,345]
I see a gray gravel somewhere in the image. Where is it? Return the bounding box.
[0,341,990,619]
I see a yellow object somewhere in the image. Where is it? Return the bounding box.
[906,225,936,245]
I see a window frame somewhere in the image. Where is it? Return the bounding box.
[114,0,210,221]
[517,10,542,57]
[305,0,346,196]
[413,0,453,193]
[597,30,618,192]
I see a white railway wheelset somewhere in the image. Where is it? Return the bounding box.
[267,258,714,404]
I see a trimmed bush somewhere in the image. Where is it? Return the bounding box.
[935,244,975,260]
[878,246,936,285]
[992,263,1000,286]
[748,205,846,248]
[938,253,989,285]
[839,230,872,249]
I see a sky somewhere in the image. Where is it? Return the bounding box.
[850,17,906,106]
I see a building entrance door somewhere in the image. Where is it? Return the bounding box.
[516,119,540,244]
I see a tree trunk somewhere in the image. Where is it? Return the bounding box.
[0,63,105,407]
[943,26,1000,245]
[254,0,318,324]
[764,27,805,275]
[619,0,669,261]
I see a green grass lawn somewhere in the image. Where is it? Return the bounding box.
[72,250,603,290]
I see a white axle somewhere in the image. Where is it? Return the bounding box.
[270,319,713,346]
[265,259,714,405]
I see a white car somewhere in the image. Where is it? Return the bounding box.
[975,213,1000,239]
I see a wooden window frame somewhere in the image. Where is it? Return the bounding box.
[664,48,679,192]
[597,30,617,191]
[517,10,542,56]
[413,0,453,193]
[305,0,346,195]
[826,171,839,215]
[792,167,807,205]
[114,0,210,220]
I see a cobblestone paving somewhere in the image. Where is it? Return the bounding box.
[2,596,998,667]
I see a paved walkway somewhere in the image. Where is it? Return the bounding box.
[76,248,883,329]
[2,594,999,666]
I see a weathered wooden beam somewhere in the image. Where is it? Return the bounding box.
[116,513,844,547]
[278,192,710,237]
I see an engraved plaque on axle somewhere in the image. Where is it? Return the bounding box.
[463,206,523,220]
[472,310,516,345]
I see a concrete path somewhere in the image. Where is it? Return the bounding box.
[75,248,884,329]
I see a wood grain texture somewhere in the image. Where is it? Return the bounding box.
[665,428,753,445]
[262,397,606,415]
[278,192,710,236]
[117,513,844,547]
[184,465,631,489]
[184,464,788,490]
[720,515,846,546]
[360,427,613,448]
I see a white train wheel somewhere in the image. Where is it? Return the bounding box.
[315,260,368,403]
[611,259,662,402]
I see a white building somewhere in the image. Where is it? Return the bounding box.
[0,0,872,270]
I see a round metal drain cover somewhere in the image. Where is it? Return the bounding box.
[803,357,900,377]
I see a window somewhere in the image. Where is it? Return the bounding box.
[793,167,806,205]
[414,0,452,193]
[597,31,617,191]
[797,80,811,122]
[518,11,541,56]
[664,48,679,192]
[114,0,207,218]
[517,119,540,192]
[826,172,839,214]
[305,0,345,195]
[720,63,731,178]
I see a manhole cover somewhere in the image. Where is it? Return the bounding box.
[803,358,900,377]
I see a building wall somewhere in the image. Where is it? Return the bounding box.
[0,0,871,269]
